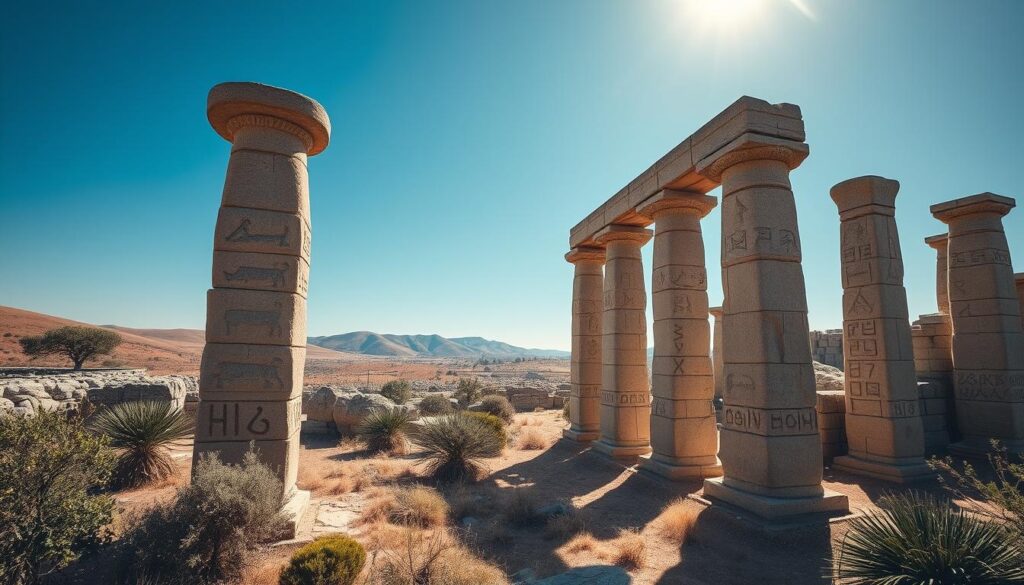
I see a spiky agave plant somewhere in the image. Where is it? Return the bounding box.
[90,400,192,489]
[834,491,1024,585]
[356,407,415,454]
[412,413,504,482]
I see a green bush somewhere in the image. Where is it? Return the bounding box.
[453,378,483,407]
[90,400,192,489]
[930,440,1024,539]
[833,491,1024,584]
[379,380,412,405]
[356,407,414,454]
[478,395,515,424]
[412,413,504,482]
[418,394,454,416]
[466,412,508,447]
[120,451,288,584]
[0,410,116,585]
[279,534,365,585]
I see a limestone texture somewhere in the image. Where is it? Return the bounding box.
[564,246,605,442]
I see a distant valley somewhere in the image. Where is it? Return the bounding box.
[307,331,569,359]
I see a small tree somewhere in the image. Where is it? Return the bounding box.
[19,326,122,370]
[379,380,412,405]
[454,378,483,407]
[0,410,116,585]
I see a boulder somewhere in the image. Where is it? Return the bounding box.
[813,361,845,392]
[332,391,396,435]
[304,386,348,422]
[506,386,554,412]
[0,397,14,415]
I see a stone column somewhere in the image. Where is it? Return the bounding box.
[710,306,725,406]
[1016,274,1024,329]
[696,135,847,519]
[931,193,1024,456]
[829,176,929,482]
[925,234,951,315]
[592,225,653,460]
[636,191,721,479]
[193,82,330,536]
[564,246,605,442]
[912,233,956,450]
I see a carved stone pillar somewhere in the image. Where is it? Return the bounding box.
[829,176,929,482]
[1016,274,1024,329]
[564,246,605,442]
[912,233,956,449]
[709,306,725,406]
[696,135,848,519]
[193,82,330,536]
[925,234,951,315]
[931,193,1024,456]
[637,191,722,479]
[592,225,653,460]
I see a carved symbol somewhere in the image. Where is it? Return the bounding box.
[223,264,288,287]
[224,307,283,336]
[755,227,772,245]
[584,338,600,358]
[656,270,667,288]
[849,291,873,316]
[726,374,754,395]
[851,220,867,243]
[673,294,692,316]
[952,280,967,295]
[673,324,685,352]
[736,197,748,223]
[778,229,799,253]
[247,406,270,435]
[958,303,973,317]
[728,230,747,252]
[225,219,289,246]
[673,357,685,374]
[214,359,284,389]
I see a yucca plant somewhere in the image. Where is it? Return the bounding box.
[834,491,1024,584]
[412,413,504,482]
[356,407,415,454]
[90,400,192,489]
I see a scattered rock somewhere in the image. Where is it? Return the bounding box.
[332,391,396,434]
[813,361,844,392]
[304,385,349,422]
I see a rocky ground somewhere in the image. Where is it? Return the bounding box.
[0,368,196,417]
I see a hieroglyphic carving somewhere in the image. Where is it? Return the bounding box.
[213,360,284,389]
[224,308,283,336]
[722,406,817,436]
[223,264,288,287]
[226,219,290,246]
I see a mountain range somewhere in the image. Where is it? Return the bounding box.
[307,331,569,359]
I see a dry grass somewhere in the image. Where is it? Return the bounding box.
[299,459,416,497]
[366,527,510,585]
[544,508,587,540]
[238,561,282,585]
[502,488,542,527]
[515,427,548,450]
[360,486,450,528]
[446,485,498,520]
[655,497,700,544]
[610,529,647,570]
[563,531,599,554]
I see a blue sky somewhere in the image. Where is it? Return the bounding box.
[2,1,1022,351]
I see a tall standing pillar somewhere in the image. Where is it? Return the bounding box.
[193,82,330,535]
[931,193,1024,456]
[1016,274,1024,329]
[592,225,653,460]
[912,234,956,449]
[829,176,929,482]
[564,246,606,442]
[926,234,951,315]
[696,135,848,519]
[710,306,725,406]
[637,191,722,479]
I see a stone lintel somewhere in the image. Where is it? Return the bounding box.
[636,190,717,220]
[924,233,949,250]
[208,82,331,155]
[565,246,605,264]
[930,192,1016,222]
[594,225,653,246]
[709,306,724,318]
[830,175,900,218]
[695,133,809,183]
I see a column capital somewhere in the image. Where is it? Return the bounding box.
[708,306,724,319]
[695,133,809,183]
[930,192,1016,223]
[924,233,948,250]
[830,175,899,218]
[594,224,653,246]
[637,189,717,220]
[208,82,332,155]
[565,246,605,264]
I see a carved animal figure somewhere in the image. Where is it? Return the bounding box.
[223,264,288,287]
[224,309,282,336]
[213,360,283,389]
[225,219,289,246]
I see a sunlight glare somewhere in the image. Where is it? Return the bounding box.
[682,0,769,33]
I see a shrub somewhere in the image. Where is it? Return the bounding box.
[18,325,122,370]
[453,378,483,407]
[0,410,115,585]
[357,407,414,454]
[930,441,1024,539]
[89,400,192,489]
[365,486,450,528]
[655,497,699,544]
[412,414,504,482]
[515,427,547,450]
[279,534,365,585]
[466,411,508,447]
[478,395,515,424]
[418,394,454,416]
[562,400,570,421]
[120,451,288,584]
[611,529,647,570]
[368,529,509,585]
[379,380,412,405]
[503,488,542,527]
[833,491,1024,584]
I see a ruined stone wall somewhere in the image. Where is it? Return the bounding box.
[809,329,844,370]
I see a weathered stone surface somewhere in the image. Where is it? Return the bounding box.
[0,370,195,417]
[304,385,349,422]
[205,288,307,346]
[931,193,1024,456]
[199,343,305,401]
[213,250,310,297]
[507,386,556,412]
[813,362,845,392]
[710,306,724,402]
[331,391,396,435]
[829,176,929,482]
[564,246,604,442]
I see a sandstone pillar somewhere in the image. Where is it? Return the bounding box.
[710,306,725,405]
[592,225,653,460]
[829,176,929,482]
[912,233,956,449]
[635,191,721,479]
[193,82,330,536]
[1016,274,1024,329]
[696,135,847,519]
[925,234,951,315]
[564,246,606,442]
[931,193,1024,456]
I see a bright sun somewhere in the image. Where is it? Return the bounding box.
[680,0,814,36]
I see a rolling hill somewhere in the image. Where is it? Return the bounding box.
[308,331,569,359]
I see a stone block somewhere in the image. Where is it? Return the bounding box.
[723,311,813,365]
[199,343,304,400]
[194,430,300,490]
[214,206,310,260]
[213,250,309,297]
[721,362,816,409]
[723,260,808,313]
[197,397,301,442]
[719,429,823,495]
[205,289,306,346]
[222,150,310,217]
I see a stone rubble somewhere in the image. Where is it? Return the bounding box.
[0,368,195,417]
